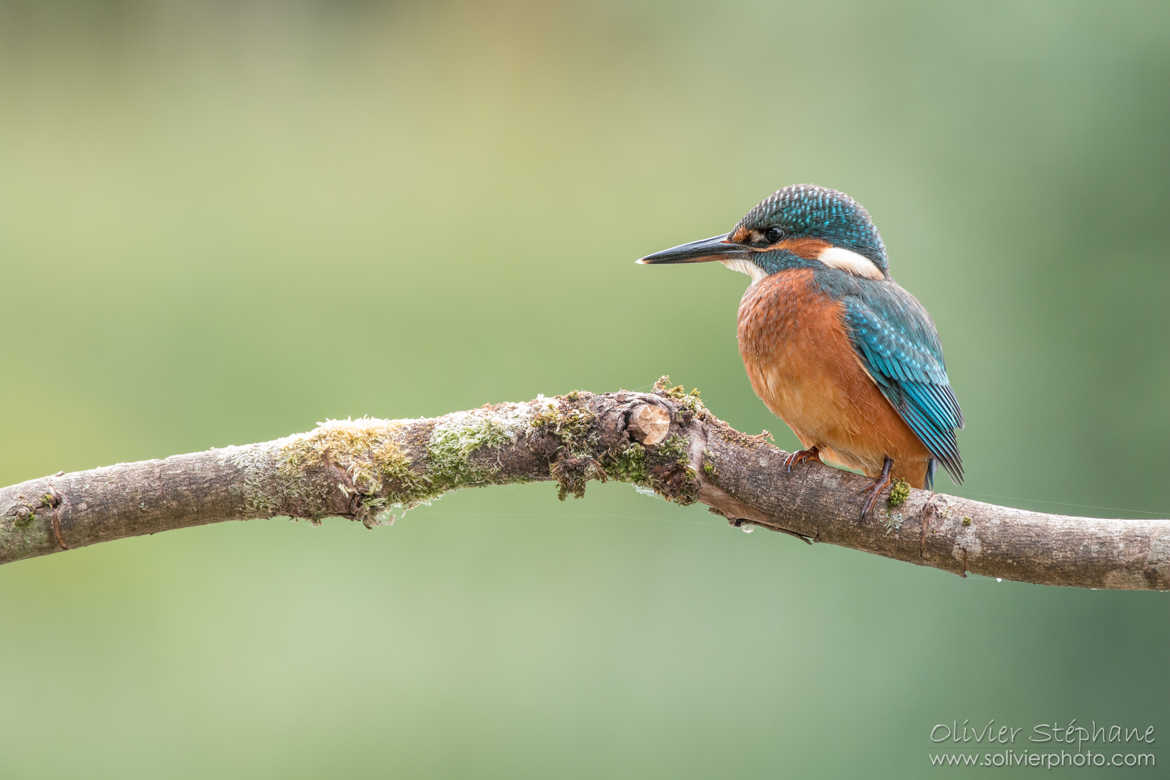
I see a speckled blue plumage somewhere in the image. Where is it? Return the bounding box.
[735,184,888,272]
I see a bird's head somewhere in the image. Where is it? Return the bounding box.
[637,184,888,283]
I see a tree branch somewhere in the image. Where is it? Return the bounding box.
[2,382,1167,589]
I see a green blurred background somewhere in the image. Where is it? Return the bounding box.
[1,2,1167,778]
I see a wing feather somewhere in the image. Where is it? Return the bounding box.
[841,283,964,485]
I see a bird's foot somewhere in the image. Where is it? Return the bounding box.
[784,446,820,473]
[859,456,894,521]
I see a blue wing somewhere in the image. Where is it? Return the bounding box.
[840,281,964,486]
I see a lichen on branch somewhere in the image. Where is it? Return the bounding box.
[2,381,1168,591]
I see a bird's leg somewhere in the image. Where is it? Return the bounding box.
[783,446,820,473]
[859,456,894,521]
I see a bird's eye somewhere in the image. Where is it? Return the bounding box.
[764,227,783,244]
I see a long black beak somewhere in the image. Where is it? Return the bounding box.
[636,233,749,265]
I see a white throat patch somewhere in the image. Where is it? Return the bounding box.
[720,258,768,284]
[818,246,884,280]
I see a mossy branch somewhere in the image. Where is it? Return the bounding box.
[1,380,1168,590]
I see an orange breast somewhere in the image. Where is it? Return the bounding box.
[736,269,932,487]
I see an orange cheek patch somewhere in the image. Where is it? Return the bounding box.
[729,226,753,244]
[730,233,832,260]
[773,237,832,259]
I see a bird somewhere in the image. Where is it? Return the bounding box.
[637,184,963,518]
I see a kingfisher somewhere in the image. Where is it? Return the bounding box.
[637,184,963,517]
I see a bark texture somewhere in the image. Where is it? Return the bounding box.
[2,384,1167,590]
